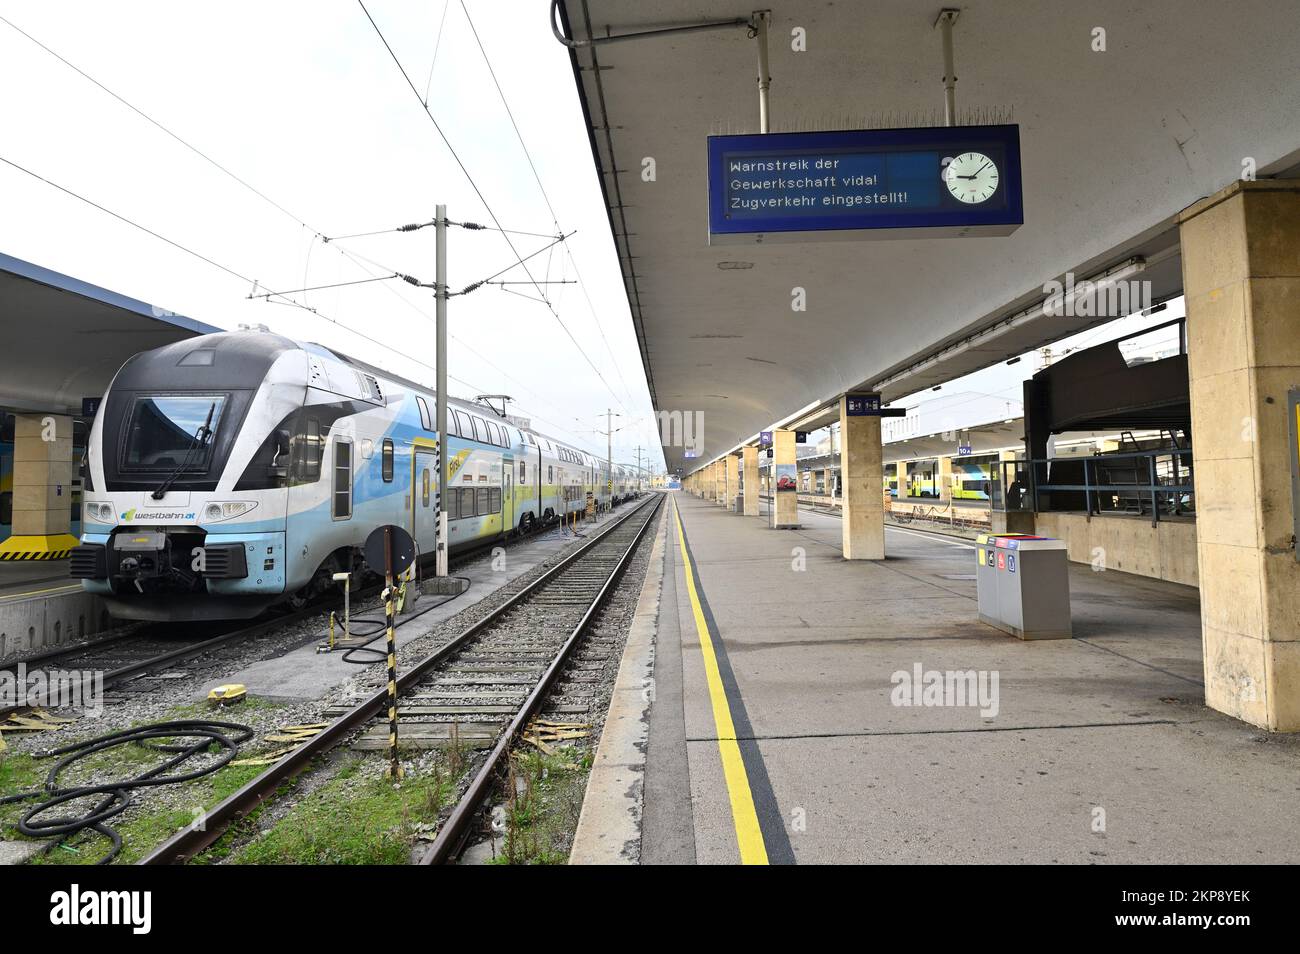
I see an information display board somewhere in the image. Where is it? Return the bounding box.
[708,124,1023,243]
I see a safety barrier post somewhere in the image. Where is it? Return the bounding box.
[382,528,402,781]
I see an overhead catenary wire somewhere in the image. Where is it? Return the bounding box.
[0,152,520,413]
[1,9,613,458]
[457,0,641,419]
[357,0,631,418]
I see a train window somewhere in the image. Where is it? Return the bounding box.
[476,487,490,516]
[488,487,501,513]
[518,460,525,482]
[332,440,352,519]
[548,465,553,484]
[121,394,226,473]
[471,418,486,443]
[421,468,429,507]
[382,439,394,482]
[454,411,470,438]
[485,421,499,445]
[416,396,431,431]
[297,417,323,484]
[462,487,477,517]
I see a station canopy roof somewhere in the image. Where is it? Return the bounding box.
[557,0,1300,473]
[0,251,220,415]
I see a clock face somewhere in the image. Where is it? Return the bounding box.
[944,151,1000,204]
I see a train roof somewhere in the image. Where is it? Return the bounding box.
[120,329,598,459]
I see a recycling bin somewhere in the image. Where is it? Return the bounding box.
[975,534,1072,640]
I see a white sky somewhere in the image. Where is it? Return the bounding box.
[0,1,666,472]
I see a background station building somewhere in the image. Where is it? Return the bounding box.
[556,1,1300,732]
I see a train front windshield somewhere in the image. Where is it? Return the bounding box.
[121,395,226,472]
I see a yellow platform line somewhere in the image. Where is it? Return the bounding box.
[671,496,768,865]
[0,583,82,603]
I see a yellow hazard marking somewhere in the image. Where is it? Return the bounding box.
[671,497,769,865]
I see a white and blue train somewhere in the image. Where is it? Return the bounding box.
[71,329,642,620]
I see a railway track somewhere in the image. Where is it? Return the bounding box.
[0,615,322,719]
[139,492,664,865]
[0,515,601,720]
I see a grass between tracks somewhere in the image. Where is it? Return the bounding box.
[0,699,289,864]
[489,745,594,865]
[221,753,458,865]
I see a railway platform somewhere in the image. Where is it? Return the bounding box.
[590,491,1300,865]
[0,561,109,659]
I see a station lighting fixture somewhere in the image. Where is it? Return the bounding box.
[869,254,1154,393]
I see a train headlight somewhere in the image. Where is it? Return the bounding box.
[202,501,257,522]
[87,501,116,523]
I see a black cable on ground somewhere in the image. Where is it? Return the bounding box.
[339,576,474,665]
[0,720,253,864]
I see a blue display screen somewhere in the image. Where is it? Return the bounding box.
[725,151,944,218]
[708,125,1022,239]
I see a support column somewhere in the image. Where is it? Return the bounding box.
[711,460,721,504]
[839,396,885,559]
[1179,179,1300,731]
[938,454,954,503]
[0,413,79,560]
[772,429,798,528]
[724,453,738,511]
[742,445,759,516]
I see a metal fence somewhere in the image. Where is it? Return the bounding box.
[995,448,1195,525]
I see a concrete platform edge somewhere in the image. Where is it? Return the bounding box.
[568,506,667,864]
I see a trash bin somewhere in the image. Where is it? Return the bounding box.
[975,534,1072,640]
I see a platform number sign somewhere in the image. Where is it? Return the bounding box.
[759,431,773,446]
[846,393,882,416]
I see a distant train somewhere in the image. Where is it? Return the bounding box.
[71,329,641,621]
[885,459,993,501]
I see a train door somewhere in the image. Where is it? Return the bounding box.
[502,459,515,533]
[412,445,438,557]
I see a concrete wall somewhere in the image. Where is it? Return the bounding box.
[0,590,111,658]
[1035,513,1198,587]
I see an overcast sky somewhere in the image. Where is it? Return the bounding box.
[0,1,666,471]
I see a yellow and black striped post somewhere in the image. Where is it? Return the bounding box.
[382,527,403,781]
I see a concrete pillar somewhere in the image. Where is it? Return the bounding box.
[711,460,722,504]
[839,396,885,559]
[938,454,954,503]
[772,429,798,528]
[1179,179,1300,731]
[724,453,739,511]
[0,413,79,560]
[742,445,759,517]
